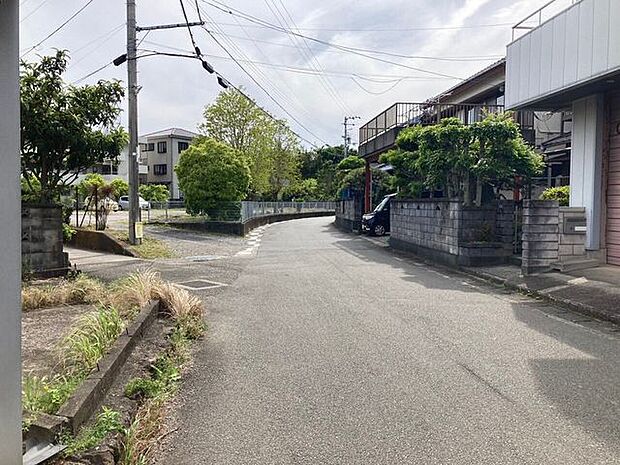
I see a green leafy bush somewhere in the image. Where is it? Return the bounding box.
[540,185,570,206]
[139,184,170,202]
[175,138,250,216]
[63,223,76,243]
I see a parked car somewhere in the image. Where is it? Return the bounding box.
[362,193,397,236]
[118,195,150,210]
[83,197,119,212]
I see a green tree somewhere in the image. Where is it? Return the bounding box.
[282,178,319,201]
[139,184,170,202]
[77,173,106,200]
[175,138,250,216]
[109,178,129,201]
[200,88,301,199]
[20,50,127,204]
[337,155,365,171]
[382,113,543,204]
[299,145,351,200]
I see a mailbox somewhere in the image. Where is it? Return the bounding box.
[563,216,587,235]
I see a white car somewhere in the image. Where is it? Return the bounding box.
[118,195,150,210]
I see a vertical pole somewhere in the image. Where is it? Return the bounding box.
[127,0,141,244]
[364,159,372,213]
[0,0,22,461]
[343,116,348,159]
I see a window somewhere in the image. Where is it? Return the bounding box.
[153,164,167,175]
[178,141,189,152]
[141,143,155,152]
[157,141,167,153]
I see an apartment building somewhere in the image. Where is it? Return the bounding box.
[139,128,198,199]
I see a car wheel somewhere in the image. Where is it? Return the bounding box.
[372,224,386,236]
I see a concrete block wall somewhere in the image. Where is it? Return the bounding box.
[522,200,559,275]
[558,207,587,261]
[335,199,363,232]
[22,205,69,276]
[391,200,461,256]
[390,199,515,267]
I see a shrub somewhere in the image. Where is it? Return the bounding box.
[540,185,570,206]
[175,138,250,216]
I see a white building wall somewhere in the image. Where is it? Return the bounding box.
[0,0,23,461]
[570,95,604,249]
[506,0,620,108]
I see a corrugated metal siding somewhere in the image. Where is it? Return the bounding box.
[506,0,620,109]
[607,92,620,265]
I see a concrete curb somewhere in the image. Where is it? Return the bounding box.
[24,300,160,441]
[460,268,620,326]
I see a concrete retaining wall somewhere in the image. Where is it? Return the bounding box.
[334,199,363,233]
[389,199,514,267]
[69,229,136,256]
[522,200,560,275]
[22,205,69,277]
[155,210,335,237]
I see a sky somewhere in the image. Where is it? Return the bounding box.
[19,0,560,148]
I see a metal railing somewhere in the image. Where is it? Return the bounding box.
[512,0,582,41]
[241,201,336,222]
[359,102,506,146]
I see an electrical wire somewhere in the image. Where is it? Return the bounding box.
[21,0,96,57]
[201,0,464,81]
[20,0,53,23]
[140,40,458,82]
[199,24,329,146]
[206,30,503,62]
[200,20,515,32]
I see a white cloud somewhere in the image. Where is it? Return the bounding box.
[19,0,546,147]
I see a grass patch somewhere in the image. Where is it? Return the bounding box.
[62,305,125,372]
[109,230,175,259]
[62,407,124,456]
[22,274,106,311]
[23,305,125,419]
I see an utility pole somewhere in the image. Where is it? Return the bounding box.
[343,116,360,158]
[127,0,141,244]
[121,2,206,244]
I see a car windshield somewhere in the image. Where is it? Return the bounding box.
[373,197,390,213]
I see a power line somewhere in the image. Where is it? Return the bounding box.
[198,23,328,146]
[206,30,504,62]
[201,0,464,81]
[20,0,53,23]
[140,40,459,82]
[263,0,351,115]
[200,20,515,32]
[21,0,96,57]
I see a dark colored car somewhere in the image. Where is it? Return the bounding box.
[362,193,396,236]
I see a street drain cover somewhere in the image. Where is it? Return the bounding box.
[175,279,228,290]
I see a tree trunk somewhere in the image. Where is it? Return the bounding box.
[475,177,483,206]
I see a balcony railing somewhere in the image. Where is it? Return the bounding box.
[359,102,505,148]
[512,0,582,41]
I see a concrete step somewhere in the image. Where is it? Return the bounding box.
[552,258,600,272]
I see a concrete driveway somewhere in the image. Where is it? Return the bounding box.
[158,216,620,464]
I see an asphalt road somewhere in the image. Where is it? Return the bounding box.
[158,216,620,464]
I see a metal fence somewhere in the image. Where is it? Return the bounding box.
[240,201,337,222]
[143,200,336,224]
[512,0,582,40]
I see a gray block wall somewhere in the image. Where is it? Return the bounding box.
[521,200,559,275]
[390,199,515,267]
[22,205,69,276]
[335,199,363,232]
